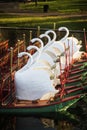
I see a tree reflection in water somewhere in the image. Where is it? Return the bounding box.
[15,117,55,130]
[0,97,87,130]
[0,116,73,130]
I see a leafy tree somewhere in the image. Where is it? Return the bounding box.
[80,62,87,82]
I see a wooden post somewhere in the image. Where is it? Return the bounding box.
[37,26,40,37]
[10,47,13,74]
[64,42,67,68]
[68,39,70,65]
[17,40,20,70]
[29,30,32,41]
[83,28,87,52]
[53,22,56,30]
[9,47,13,99]
[23,33,26,51]
[72,35,74,62]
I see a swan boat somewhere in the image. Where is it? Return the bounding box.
[0,51,87,117]
[0,63,87,117]
[0,28,87,117]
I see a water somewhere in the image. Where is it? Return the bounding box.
[16,117,55,130]
[0,98,87,130]
[0,116,73,130]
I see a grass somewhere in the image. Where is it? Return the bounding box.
[19,0,87,13]
[0,0,87,30]
[0,15,87,30]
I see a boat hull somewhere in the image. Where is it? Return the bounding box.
[0,93,85,116]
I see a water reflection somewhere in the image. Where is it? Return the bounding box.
[0,115,74,130]
[16,117,55,130]
[1,99,87,130]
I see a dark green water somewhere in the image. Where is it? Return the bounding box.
[0,97,87,130]
[0,116,74,130]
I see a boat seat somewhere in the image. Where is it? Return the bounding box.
[40,90,60,101]
[14,99,38,105]
[32,99,39,104]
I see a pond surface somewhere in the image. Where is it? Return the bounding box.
[0,116,74,130]
[0,97,87,130]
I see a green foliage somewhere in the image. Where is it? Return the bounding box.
[80,62,87,69]
[81,72,87,82]
[80,62,87,82]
